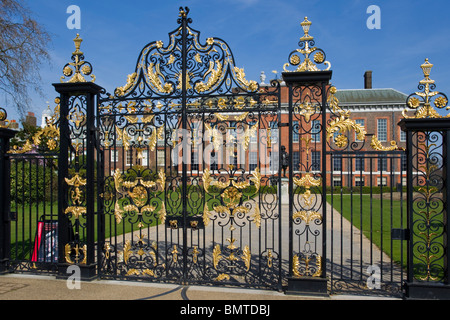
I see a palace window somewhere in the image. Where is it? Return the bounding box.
[377,119,387,142]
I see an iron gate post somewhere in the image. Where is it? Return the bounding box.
[283,70,332,296]
[400,118,450,299]
[54,82,104,281]
[0,127,16,274]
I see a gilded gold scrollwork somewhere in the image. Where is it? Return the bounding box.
[65,243,87,265]
[115,73,138,97]
[64,172,87,220]
[283,17,331,73]
[370,135,403,151]
[195,60,223,93]
[403,59,450,119]
[60,34,95,83]
[233,67,258,92]
[147,63,174,94]
[326,87,367,148]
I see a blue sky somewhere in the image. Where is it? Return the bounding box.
[5,0,450,123]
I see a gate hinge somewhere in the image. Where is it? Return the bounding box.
[391,229,410,241]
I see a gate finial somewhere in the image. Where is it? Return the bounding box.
[60,34,96,83]
[403,58,449,119]
[179,6,189,18]
[283,17,331,73]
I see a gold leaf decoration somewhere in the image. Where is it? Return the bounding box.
[370,135,402,151]
[213,244,222,269]
[115,72,138,97]
[293,211,322,225]
[233,67,258,92]
[195,60,223,93]
[147,63,174,94]
[242,246,251,271]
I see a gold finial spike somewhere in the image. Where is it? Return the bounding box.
[300,17,313,41]
[72,34,83,56]
[420,58,434,84]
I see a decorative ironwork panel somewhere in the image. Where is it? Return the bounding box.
[409,130,446,282]
[289,83,328,279]
[97,7,283,289]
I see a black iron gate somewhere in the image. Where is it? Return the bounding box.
[96,7,284,289]
[327,150,407,296]
[4,7,450,299]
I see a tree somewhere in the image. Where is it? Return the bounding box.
[0,0,51,117]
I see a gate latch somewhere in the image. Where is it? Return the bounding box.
[9,211,17,221]
[391,229,410,241]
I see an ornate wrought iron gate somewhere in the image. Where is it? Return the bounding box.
[96,7,284,289]
[4,7,450,299]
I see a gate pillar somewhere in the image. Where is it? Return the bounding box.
[400,118,450,299]
[0,110,16,274]
[283,71,332,296]
[281,17,333,296]
[400,59,450,299]
[53,34,104,281]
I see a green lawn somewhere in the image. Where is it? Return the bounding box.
[327,193,446,281]
[326,193,408,267]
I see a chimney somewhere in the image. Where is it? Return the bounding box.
[9,120,19,130]
[364,71,373,89]
[25,111,37,127]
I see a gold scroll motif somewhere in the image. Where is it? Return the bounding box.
[212,240,252,281]
[295,102,320,122]
[121,239,160,278]
[292,148,323,277]
[293,172,323,223]
[292,251,322,278]
[147,63,174,94]
[65,173,87,219]
[202,168,261,229]
[0,109,10,129]
[115,124,163,157]
[327,86,405,151]
[115,72,138,97]
[9,99,60,154]
[326,87,366,148]
[113,167,166,225]
[370,135,403,151]
[65,243,87,265]
[203,168,259,281]
[233,67,258,92]
[195,60,224,93]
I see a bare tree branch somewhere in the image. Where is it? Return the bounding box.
[0,0,52,117]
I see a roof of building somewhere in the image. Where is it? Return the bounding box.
[335,88,408,105]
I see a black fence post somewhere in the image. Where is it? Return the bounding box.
[399,58,450,299]
[281,17,333,297]
[400,118,450,299]
[54,82,103,281]
[53,34,103,281]
[0,124,16,274]
[283,71,332,297]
